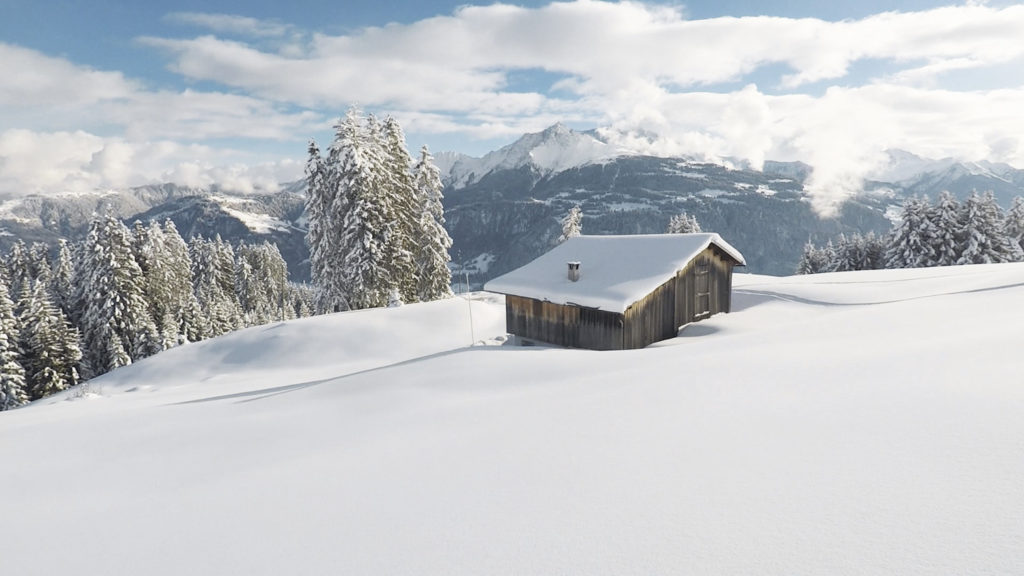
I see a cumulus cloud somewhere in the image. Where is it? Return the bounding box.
[127,2,1024,213]
[7,2,1024,213]
[0,43,137,109]
[0,44,318,197]
[0,129,303,197]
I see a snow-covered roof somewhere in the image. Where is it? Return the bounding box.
[484,234,745,313]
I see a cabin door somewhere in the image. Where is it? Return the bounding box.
[694,255,711,319]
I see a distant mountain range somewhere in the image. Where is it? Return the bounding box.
[2,124,1023,284]
[440,125,1024,281]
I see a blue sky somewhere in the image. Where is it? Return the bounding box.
[2,0,1024,210]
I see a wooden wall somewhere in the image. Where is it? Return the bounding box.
[506,295,624,350]
[622,245,736,349]
[504,245,738,351]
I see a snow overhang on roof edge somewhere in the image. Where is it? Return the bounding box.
[483,233,746,313]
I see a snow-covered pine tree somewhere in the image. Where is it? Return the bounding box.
[105,333,131,372]
[411,145,453,301]
[927,191,963,267]
[161,220,207,343]
[957,191,1023,264]
[129,221,170,355]
[1004,196,1024,254]
[862,231,887,270]
[559,205,583,243]
[234,243,257,325]
[335,109,400,309]
[51,239,75,317]
[666,211,702,234]
[380,116,418,303]
[6,240,29,298]
[0,278,28,411]
[76,216,158,377]
[235,242,290,326]
[190,236,244,336]
[304,138,339,314]
[19,280,80,400]
[796,240,829,274]
[287,283,314,319]
[886,197,938,269]
[28,243,53,286]
[259,242,290,320]
[829,234,861,272]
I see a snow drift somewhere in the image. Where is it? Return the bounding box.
[2,266,1024,575]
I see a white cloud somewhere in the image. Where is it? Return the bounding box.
[0,43,138,109]
[0,129,303,197]
[165,12,294,38]
[7,2,1024,213]
[142,3,1024,103]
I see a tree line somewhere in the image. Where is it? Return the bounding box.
[798,191,1024,273]
[305,108,453,313]
[0,217,311,410]
[3,108,457,411]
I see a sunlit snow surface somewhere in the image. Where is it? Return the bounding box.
[4,266,1024,575]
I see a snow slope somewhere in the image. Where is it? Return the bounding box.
[3,266,1024,575]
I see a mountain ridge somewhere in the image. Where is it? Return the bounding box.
[3,124,1024,285]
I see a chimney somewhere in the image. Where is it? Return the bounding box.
[567,261,580,282]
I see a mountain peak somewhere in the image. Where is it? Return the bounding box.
[442,122,631,187]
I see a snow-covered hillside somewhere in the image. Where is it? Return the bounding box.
[3,265,1024,574]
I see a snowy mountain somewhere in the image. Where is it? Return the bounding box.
[4,124,1024,287]
[870,148,1019,184]
[4,264,1024,574]
[441,128,1024,282]
[0,183,311,280]
[443,152,894,281]
[442,123,631,188]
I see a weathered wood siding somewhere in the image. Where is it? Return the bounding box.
[506,295,625,350]
[504,245,738,351]
[622,245,737,349]
[578,307,625,351]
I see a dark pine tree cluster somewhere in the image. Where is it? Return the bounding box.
[798,191,1024,274]
[0,217,312,410]
[305,108,453,313]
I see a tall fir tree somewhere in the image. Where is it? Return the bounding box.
[411,145,453,301]
[380,116,419,302]
[1004,196,1024,254]
[0,278,28,411]
[886,197,938,269]
[236,242,290,325]
[76,216,157,377]
[559,205,583,242]
[190,236,243,337]
[304,138,339,314]
[6,240,30,299]
[19,280,80,400]
[162,220,207,342]
[28,243,53,286]
[335,109,400,309]
[51,239,76,317]
[928,191,963,267]
[129,221,168,356]
[957,191,1023,264]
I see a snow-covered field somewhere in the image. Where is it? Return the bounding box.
[3,265,1024,574]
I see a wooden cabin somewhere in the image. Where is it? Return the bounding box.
[484,234,745,350]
